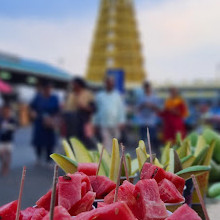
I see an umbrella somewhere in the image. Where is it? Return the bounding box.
[0,79,12,93]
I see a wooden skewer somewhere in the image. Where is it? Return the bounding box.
[147,127,153,164]
[191,175,210,220]
[121,143,129,182]
[96,144,105,177]
[50,165,59,220]
[114,149,124,203]
[15,166,26,220]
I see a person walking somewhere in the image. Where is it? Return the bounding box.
[63,78,96,149]
[94,76,125,152]
[0,104,16,175]
[160,87,188,143]
[30,81,60,165]
[136,81,160,154]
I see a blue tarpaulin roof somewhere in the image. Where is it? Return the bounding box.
[0,53,71,81]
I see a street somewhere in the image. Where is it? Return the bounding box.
[0,127,54,208]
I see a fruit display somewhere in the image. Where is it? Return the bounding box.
[0,136,212,219]
[51,138,138,181]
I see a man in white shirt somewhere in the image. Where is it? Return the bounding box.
[94,76,126,152]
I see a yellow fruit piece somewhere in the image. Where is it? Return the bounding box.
[62,139,76,161]
[138,140,147,154]
[50,153,78,174]
[154,158,163,168]
[70,138,93,163]
[136,146,148,171]
[177,140,191,159]
[97,143,111,176]
[109,138,120,182]
[203,141,215,166]
[194,135,206,157]
[161,142,171,165]
[131,158,139,175]
[181,155,195,169]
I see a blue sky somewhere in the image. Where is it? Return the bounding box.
[0,0,219,84]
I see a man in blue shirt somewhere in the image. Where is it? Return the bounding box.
[136,82,160,154]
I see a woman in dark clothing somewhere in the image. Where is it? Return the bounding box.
[30,82,59,164]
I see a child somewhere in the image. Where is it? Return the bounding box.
[0,104,16,175]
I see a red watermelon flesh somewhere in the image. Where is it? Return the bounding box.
[58,173,82,210]
[140,163,167,184]
[81,182,87,198]
[165,204,201,220]
[104,180,135,204]
[74,202,137,220]
[158,179,184,203]
[75,172,92,192]
[69,191,96,216]
[0,200,18,220]
[77,163,98,176]
[20,207,36,220]
[42,206,72,220]
[164,172,185,194]
[97,202,107,208]
[104,180,137,215]
[36,188,58,211]
[31,208,48,220]
[133,179,168,220]
[89,176,116,199]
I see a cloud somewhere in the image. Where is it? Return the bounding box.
[0,17,96,76]
[136,0,220,83]
[0,0,219,84]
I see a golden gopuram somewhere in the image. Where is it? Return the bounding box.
[86,0,146,88]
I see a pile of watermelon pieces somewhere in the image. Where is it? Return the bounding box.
[141,162,185,203]
[0,166,116,220]
[0,162,202,220]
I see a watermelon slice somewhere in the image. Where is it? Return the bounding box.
[42,206,72,220]
[74,202,137,220]
[158,179,184,203]
[31,208,48,220]
[58,173,82,210]
[36,188,58,211]
[140,163,167,183]
[0,200,18,220]
[77,163,98,176]
[140,163,185,194]
[133,179,168,220]
[89,176,116,199]
[104,180,137,214]
[165,204,201,220]
[165,172,185,194]
[69,191,96,216]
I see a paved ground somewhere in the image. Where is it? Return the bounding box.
[0,127,220,219]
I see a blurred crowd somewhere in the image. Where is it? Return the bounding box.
[1,76,220,174]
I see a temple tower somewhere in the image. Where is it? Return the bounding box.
[86,0,146,87]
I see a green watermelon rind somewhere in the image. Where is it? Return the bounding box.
[175,165,210,180]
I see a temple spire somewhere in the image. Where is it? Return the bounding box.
[86,0,146,87]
